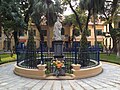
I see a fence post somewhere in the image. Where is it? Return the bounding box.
[40,41,44,64]
[0,56,1,62]
[97,46,100,64]
[75,38,77,64]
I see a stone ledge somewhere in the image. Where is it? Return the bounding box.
[72,62,103,79]
[14,62,103,79]
[14,64,46,79]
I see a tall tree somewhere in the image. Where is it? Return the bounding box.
[0,0,26,51]
[63,0,83,33]
[80,0,105,46]
[100,0,119,53]
[24,0,63,50]
[0,0,1,37]
[62,0,91,66]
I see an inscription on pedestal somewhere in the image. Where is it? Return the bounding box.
[53,41,64,58]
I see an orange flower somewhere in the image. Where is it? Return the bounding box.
[52,59,64,69]
[56,63,63,69]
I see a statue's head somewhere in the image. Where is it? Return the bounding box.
[57,13,64,23]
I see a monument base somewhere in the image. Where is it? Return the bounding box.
[53,40,64,59]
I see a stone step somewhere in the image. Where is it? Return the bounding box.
[45,75,74,80]
[45,73,75,80]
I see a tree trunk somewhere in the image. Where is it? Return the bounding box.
[85,9,91,31]
[0,0,1,33]
[47,4,50,53]
[109,23,117,53]
[117,38,120,58]
[67,0,82,33]
[93,9,97,46]
[13,30,19,50]
[0,14,1,37]
[112,38,117,53]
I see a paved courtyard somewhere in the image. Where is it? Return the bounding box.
[0,62,120,90]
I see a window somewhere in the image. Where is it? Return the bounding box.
[0,30,2,37]
[61,28,65,35]
[97,41,103,47]
[19,31,24,36]
[72,29,80,36]
[41,30,47,36]
[33,30,36,36]
[87,41,91,46]
[96,29,102,36]
[97,41,103,50]
[118,22,120,28]
[34,41,36,47]
[43,42,47,51]
[86,29,91,36]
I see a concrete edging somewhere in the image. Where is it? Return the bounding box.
[14,62,103,79]
[14,64,46,79]
[72,62,103,79]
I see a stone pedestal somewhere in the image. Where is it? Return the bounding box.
[72,64,81,70]
[37,64,46,78]
[37,64,46,70]
[53,40,64,59]
[71,64,81,78]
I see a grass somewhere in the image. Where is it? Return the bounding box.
[0,54,16,65]
[100,53,120,64]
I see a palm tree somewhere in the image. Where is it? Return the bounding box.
[45,0,63,52]
[64,0,83,33]
[80,0,105,47]
[25,0,63,46]
[24,0,63,64]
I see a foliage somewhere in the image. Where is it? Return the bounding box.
[52,60,64,69]
[73,27,80,37]
[62,0,92,65]
[0,0,26,49]
[26,30,36,64]
[112,28,120,57]
[63,8,87,28]
[100,0,120,53]
[62,0,83,33]
[23,0,63,28]
[79,31,90,66]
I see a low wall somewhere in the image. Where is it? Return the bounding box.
[14,64,46,79]
[14,62,103,79]
[72,62,103,79]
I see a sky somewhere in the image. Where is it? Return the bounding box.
[63,6,73,16]
[63,1,79,16]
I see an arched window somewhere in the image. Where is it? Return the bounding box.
[118,22,120,28]
[0,30,2,37]
[61,28,64,35]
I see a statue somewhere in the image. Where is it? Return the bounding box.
[53,14,63,41]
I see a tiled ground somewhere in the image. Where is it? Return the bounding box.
[0,62,120,90]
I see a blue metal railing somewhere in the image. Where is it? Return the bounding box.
[16,41,100,71]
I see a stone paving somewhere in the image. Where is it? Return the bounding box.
[0,62,120,90]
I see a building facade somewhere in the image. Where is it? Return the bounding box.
[0,17,120,51]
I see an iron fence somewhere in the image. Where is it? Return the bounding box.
[16,41,100,74]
